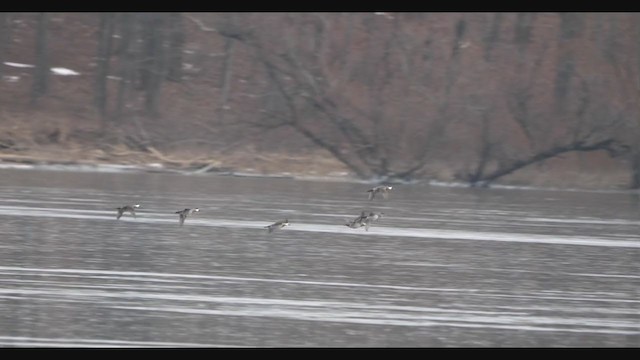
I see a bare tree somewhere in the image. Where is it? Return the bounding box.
[165,12,184,82]
[94,13,116,122]
[231,13,466,181]
[30,13,49,105]
[0,13,10,80]
[4,12,639,188]
[514,12,536,52]
[215,13,249,113]
[114,12,136,123]
[600,13,640,188]
[457,13,629,187]
[138,13,168,116]
[483,13,502,62]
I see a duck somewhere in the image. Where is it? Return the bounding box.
[176,208,200,226]
[345,211,368,229]
[367,185,393,200]
[363,212,384,231]
[345,211,384,231]
[266,219,290,233]
[116,204,140,220]
[345,219,365,229]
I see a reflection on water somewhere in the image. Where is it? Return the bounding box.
[0,168,638,347]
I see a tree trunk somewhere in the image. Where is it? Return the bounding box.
[630,150,640,189]
[94,13,115,122]
[166,12,184,82]
[219,37,236,107]
[114,13,135,122]
[483,13,502,62]
[0,13,10,80]
[140,13,167,117]
[30,13,49,106]
[468,112,494,184]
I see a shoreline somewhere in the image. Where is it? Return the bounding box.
[1,154,638,195]
[0,142,635,192]
[0,147,369,184]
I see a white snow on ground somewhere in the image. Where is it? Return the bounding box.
[3,61,34,68]
[50,67,80,76]
[3,62,80,75]
[2,75,20,82]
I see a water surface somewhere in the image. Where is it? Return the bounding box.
[0,168,638,347]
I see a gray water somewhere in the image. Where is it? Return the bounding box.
[0,167,638,347]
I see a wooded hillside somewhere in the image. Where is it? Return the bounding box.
[1,13,638,187]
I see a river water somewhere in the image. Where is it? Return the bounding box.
[0,167,638,347]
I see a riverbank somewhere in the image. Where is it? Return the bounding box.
[0,141,633,191]
[0,142,357,180]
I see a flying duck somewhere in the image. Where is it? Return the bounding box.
[116,204,140,220]
[363,212,384,231]
[345,211,384,231]
[176,208,200,226]
[266,219,290,233]
[345,211,368,229]
[367,185,393,200]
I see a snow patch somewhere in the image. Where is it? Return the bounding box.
[51,67,80,76]
[3,62,81,76]
[2,75,20,82]
[4,62,34,68]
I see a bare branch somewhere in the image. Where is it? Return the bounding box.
[184,14,218,33]
[467,138,619,187]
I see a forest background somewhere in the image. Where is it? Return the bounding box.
[1,12,639,189]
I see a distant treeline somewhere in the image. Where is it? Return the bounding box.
[1,13,639,186]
